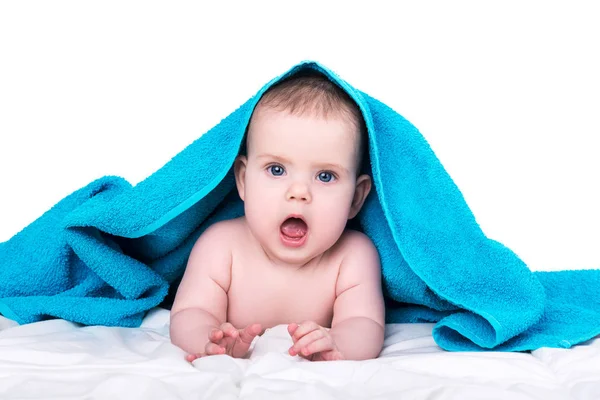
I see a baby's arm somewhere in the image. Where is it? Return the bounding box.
[170,223,231,356]
[329,232,385,360]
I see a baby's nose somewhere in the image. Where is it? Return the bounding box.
[286,182,312,203]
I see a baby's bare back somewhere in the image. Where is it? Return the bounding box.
[226,218,342,331]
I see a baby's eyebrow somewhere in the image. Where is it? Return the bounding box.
[315,162,349,175]
[256,154,291,164]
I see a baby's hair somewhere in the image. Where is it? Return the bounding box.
[258,69,363,129]
[243,69,369,175]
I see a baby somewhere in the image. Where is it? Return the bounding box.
[170,70,385,362]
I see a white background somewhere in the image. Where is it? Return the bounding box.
[0,1,598,271]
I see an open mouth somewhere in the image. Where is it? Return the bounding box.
[280,215,308,247]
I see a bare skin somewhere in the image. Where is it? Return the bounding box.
[170,105,385,361]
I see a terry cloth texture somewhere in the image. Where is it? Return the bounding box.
[1,61,599,351]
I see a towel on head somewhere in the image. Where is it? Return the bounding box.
[1,60,599,351]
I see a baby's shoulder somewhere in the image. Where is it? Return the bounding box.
[336,229,377,254]
[334,229,380,269]
[196,217,246,247]
[335,230,381,282]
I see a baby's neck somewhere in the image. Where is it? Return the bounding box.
[262,249,325,271]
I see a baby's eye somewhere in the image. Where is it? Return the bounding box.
[317,171,336,183]
[268,164,285,176]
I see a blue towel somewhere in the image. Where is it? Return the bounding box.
[1,61,599,351]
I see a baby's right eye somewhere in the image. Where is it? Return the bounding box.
[268,164,285,176]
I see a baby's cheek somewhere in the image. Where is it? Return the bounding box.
[245,198,280,238]
[315,208,348,244]
[246,185,274,209]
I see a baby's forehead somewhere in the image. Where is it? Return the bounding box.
[247,105,360,145]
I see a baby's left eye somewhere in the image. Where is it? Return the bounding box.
[318,172,335,183]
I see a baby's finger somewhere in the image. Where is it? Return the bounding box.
[209,328,224,342]
[289,329,325,356]
[300,336,335,358]
[219,322,239,338]
[287,323,299,338]
[292,321,320,341]
[185,353,200,362]
[239,323,262,344]
[205,341,225,356]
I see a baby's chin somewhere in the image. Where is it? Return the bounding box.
[266,239,328,268]
[271,246,317,267]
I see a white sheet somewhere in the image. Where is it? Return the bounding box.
[1,308,599,400]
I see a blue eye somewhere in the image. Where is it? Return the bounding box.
[268,165,285,176]
[318,171,335,183]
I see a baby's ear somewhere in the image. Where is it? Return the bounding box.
[234,155,247,201]
[348,174,372,219]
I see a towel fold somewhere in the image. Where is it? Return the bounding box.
[1,60,599,351]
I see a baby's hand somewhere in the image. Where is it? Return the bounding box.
[287,321,345,361]
[185,322,262,362]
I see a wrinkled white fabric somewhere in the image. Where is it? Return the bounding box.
[1,308,598,399]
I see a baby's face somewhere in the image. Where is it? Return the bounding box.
[235,105,371,266]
